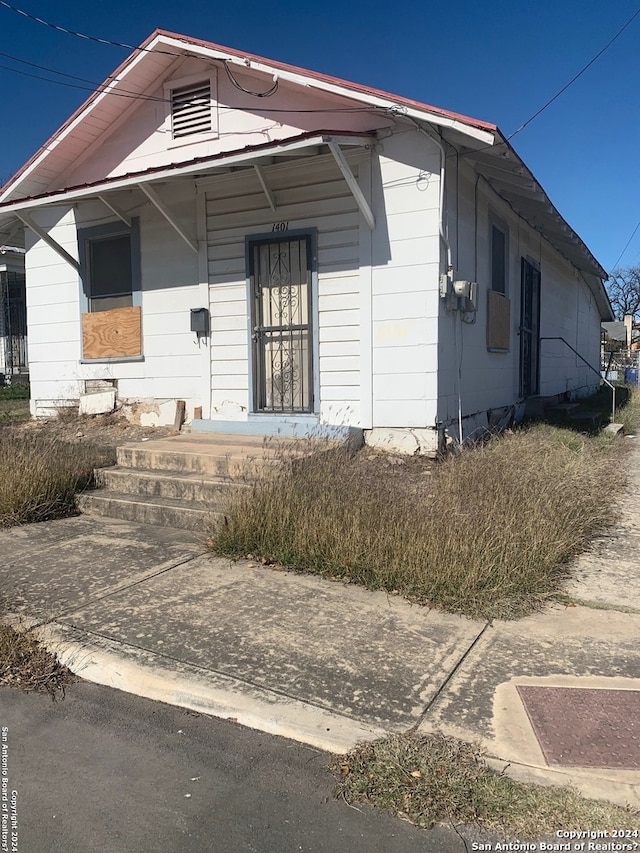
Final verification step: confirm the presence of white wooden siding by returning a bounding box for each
[203,152,362,424]
[438,156,603,431]
[369,129,442,429]
[25,186,206,420]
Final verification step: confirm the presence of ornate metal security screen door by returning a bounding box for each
[250,236,313,413]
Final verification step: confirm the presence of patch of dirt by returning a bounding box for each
[8,410,179,451]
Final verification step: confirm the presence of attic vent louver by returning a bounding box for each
[171,81,212,139]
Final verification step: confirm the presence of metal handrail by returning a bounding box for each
[539,336,616,422]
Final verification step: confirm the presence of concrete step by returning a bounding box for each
[96,466,249,504]
[116,435,304,476]
[77,491,221,532]
[78,432,326,530]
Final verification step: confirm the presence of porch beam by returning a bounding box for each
[253,165,278,213]
[98,195,131,227]
[137,183,198,254]
[328,141,375,231]
[16,212,80,271]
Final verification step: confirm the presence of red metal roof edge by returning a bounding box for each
[153,28,497,133]
[0,28,496,198]
[0,130,374,210]
[493,129,608,281]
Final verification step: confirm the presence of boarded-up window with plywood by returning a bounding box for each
[487,290,511,351]
[78,218,141,359]
[82,306,142,359]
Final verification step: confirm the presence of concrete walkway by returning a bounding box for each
[2,439,640,811]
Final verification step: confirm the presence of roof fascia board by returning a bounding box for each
[156,34,496,146]
[0,134,373,214]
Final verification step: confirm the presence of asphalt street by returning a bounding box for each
[0,681,474,853]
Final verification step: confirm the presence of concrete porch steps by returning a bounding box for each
[77,491,219,532]
[95,467,249,504]
[77,432,308,532]
[116,434,303,478]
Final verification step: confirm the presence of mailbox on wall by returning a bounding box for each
[190,307,210,335]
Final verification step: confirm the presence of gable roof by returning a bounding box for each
[0,29,609,312]
[0,29,496,204]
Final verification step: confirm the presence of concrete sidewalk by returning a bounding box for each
[2,448,640,811]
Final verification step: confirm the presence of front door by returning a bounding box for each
[520,258,541,397]
[249,235,313,413]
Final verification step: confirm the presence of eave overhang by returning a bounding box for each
[0,131,375,217]
[450,129,612,321]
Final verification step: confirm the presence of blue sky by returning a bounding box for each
[0,0,638,274]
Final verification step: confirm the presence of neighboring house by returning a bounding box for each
[0,30,612,451]
[0,246,27,381]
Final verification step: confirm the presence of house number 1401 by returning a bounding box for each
[272,222,289,232]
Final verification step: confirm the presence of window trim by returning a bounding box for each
[77,218,142,363]
[489,216,509,296]
[78,218,141,315]
[164,71,219,148]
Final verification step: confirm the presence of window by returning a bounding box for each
[87,232,132,311]
[78,219,142,360]
[165,73,218,143]
[490,222,508,295]
[79,219,140,312]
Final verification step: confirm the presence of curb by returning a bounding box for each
[37,621,388,754]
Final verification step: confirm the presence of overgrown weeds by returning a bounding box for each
[0,623,72,697]
[210,423,623,619]
[333,733,638,835]
[618,385,640,434]
[0,428,116,527]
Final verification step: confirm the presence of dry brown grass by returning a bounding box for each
[334,733,638,835]
[0,428,115,527]
[0,623,72,697]
[210,423,623,619]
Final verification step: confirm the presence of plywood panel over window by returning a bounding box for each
[82,306,142,359]
[487,290,511,351]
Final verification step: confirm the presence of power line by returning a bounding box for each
[0,48,165,101]
[0,0,152,53]
[610,219,640,272]
[507,5,640,139]
[0,55,384,113]
[0,59,169,102]
[2,0,639,146]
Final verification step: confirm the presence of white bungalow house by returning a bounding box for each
[0,30,612,452]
